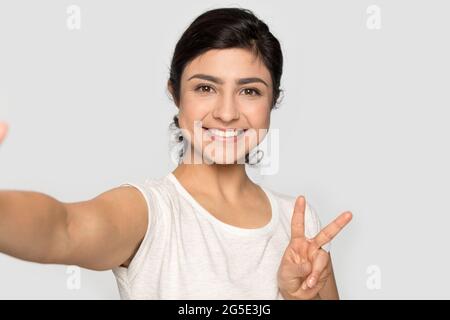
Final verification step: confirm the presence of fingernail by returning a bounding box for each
[308,277,316,288]
[301,281,308,290]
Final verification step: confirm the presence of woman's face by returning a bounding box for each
[171,48,273,164]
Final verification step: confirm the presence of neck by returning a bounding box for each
[172,163,253,200]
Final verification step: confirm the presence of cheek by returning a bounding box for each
[178,87,203,118]
[179,104,209,129]
[244,105,271,128]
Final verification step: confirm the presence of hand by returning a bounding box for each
[0,122,8,144]
[277,196,353,300]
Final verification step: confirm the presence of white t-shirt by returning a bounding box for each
[112,172,330,299]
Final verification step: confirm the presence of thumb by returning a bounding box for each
[278,258,312,281]
[302,250,329,289]
[298,258,312,278]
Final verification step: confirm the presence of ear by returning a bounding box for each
[167,80,179,109]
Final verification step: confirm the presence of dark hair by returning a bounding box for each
[167,7,284,164]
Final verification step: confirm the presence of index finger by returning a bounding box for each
[313,211,353,248]
[291,196,306,239]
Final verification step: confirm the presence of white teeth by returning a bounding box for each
[208,128,245,138]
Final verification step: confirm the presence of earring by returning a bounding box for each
[169,114,186,165]
[248,149,264,165]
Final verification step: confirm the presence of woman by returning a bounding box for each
[0,7,352,300]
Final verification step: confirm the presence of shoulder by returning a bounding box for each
[119,174,176,217]
[265,188,325,239]
[113,174,176,269]
[266,187,331,251]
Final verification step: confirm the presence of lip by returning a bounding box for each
[206,127,245,131]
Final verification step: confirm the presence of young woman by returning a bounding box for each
[0,7,352,300]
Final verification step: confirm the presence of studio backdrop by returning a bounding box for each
[0,0,449,299]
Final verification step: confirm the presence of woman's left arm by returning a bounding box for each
[277,196,352,300]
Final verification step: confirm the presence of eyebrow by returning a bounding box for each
[187,73,269,87]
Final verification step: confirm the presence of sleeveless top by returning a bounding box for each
[112,172,330,299]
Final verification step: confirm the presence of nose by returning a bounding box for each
[211,95,240,123]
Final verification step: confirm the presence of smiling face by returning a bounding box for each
[170,48,273,164]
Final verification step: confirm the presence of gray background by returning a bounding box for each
[0,0,448,299]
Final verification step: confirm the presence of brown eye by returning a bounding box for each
[242,88,261,96]
[195,85,214,93]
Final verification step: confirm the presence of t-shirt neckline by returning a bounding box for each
[166,172,279,237]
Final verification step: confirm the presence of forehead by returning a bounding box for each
[182,48,271,84]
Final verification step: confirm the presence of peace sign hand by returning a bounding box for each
[277,196,352,300]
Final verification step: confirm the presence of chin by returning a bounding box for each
[202,150,248,165]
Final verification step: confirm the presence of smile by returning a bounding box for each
[202,127,248,141]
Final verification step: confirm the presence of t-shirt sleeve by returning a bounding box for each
[111,180,160,281]
[305,202,331,253]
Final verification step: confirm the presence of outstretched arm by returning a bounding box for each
[0,121,149,271]
[0,186,148,271]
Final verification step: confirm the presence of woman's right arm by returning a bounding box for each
[0,184,148,271]
[0,122,148,271]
